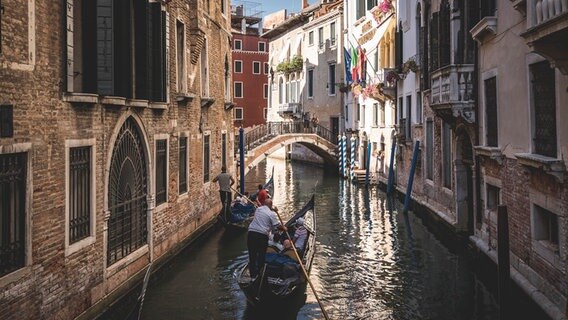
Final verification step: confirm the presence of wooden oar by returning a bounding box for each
[272,200,330,320]
[230,187,259,209]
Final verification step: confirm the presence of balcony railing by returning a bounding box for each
[528,0,567,29]
[431,64,474,107]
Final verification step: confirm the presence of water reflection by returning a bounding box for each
[103,156,549,320]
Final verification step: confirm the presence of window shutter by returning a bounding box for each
[66,0,74,92]
[149,3,166,102]
[134,1,149,99]
[97,0,114,95]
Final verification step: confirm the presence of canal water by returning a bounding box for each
[102,157,550,320]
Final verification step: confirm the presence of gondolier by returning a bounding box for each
[213,166,235,220]
[247,199,286,278]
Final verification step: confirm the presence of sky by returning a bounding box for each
[245,0,317,17]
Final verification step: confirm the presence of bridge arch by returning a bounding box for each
[241,134,337,177]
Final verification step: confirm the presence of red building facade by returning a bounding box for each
[231,29,269,128]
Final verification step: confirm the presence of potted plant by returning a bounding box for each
[402,57,419,73]
[386,70,401,84]
[338,83,351,93]
[276,55,303,75]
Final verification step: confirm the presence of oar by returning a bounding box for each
[231,187,259,209]
[272,201,330,320]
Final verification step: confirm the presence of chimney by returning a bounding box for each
[302,0,309,9]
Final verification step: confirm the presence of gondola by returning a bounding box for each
[222,167,274,231]
[237,195,316,303]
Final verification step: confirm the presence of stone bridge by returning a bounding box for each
[235,122,338,177]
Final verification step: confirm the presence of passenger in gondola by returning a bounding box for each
[292,217,308,255]
[247,199,287,278]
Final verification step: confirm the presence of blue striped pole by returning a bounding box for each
[403,140,420,213]
[338,134,343,176]
[386,137,396,195]
[350,136,356,182]
[365,141,371,188]
[341,135,347,178]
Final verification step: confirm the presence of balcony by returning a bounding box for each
[382,68,398,99]
[277,102,302,118]
[430,64,475,123]
[522,0,568,74]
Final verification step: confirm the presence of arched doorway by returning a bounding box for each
[107,117,148,265]
[455,126,474,234]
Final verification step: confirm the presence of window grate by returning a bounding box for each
[108,118,147,265]
[0,153,27,277]
[485,77,498,147]
[69,147,91,243]
[179,137,187,194]
[155,139,167,205]
[531,61,557,158]
[203,135,210,182]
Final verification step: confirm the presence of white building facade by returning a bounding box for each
[344,0,397,179]
[265,1,344,136]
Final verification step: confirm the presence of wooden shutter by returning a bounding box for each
[149,3,166,102]
[97,0,114,95]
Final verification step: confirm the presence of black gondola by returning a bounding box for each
[236,195,316,303]
[222,167,274,231]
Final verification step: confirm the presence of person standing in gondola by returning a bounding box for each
[247,199,287,278]
[255,184,270,207]
[212,166,235,221]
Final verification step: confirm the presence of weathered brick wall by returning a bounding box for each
[0,0,234,319]
[483,157,568,299]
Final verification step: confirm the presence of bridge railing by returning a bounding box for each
[234,121,338,156]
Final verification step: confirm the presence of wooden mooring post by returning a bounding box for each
[498,205,510,320]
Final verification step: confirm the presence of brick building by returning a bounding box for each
[0,0,233,319]
[231,1,269,128]
[389,0,568,318]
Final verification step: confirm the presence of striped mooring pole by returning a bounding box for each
[341,134,347,178]
[350,136,356,181]
[338,134,343,177]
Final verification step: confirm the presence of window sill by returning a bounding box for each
[65,235,96,257]
[106,245,149,278]
[127,99,149,108]
[474,146,504,164]
[100,96,127,106]
[515,153,566,181]
[533,239,561,267]
[63,92,99,104]
[149,102,168,110]
[176,92,196,103]
[0,266,32,288]
[224,101,235,110]
[201,97,215,108]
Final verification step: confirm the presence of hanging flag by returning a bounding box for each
[357,46,366,84]
[344,48,352,83]
[350,46,359,82]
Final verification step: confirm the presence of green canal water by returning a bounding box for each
[100,157,549,320]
